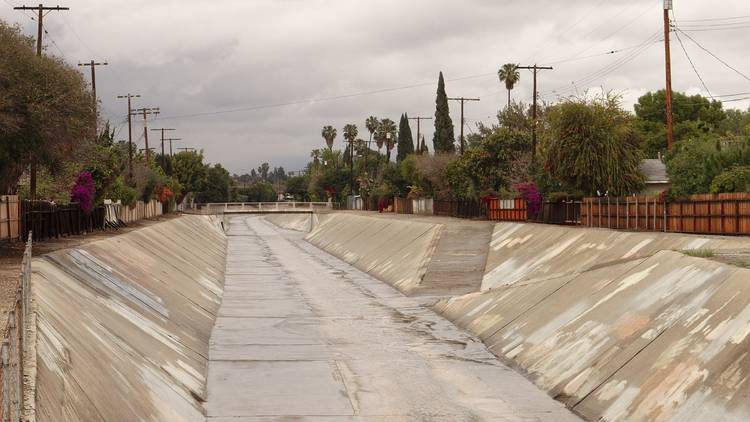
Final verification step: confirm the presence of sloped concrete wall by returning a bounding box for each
[263,213,319,232]
[32,216,226,421]
[482,222,748,290]
[304,213,440,294]
[436,250,750,421]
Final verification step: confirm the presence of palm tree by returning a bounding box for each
[365,116,379,151]
[343,124,358,193]
[364,116,379,175]
[378,118,397,162]
[498,63,520,109]
[321,125,337,150]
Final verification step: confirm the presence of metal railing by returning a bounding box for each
[183,202,332,215]
[2,233,33,421]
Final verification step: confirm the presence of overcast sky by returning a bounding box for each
[3,0,750,174]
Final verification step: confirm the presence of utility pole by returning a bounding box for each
[447,97,480,155]
[132,107,160,162]
[164,138,182,157]
[14,4,69,201]
[79,60,108,144]
[116,94,140,182]
[78,60,108,124]
[408,116,432,155]
[151,128,175,168]
[663,0,675,152]
[518,65,553,159]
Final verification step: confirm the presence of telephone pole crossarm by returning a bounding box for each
[408,116,432,154]
[517,65,553,159]
[13,4,69,200]
[447,97,480,155]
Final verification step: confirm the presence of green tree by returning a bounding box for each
[634,90,727,156]
[433,72,455,153]
[321,125,337,151]
[397,113,415,161]
[365,116,379,152]
[197,164,232,203]
[172,151,208,199]
[710,166,750,193]
[444,128,530,199]
[544,95,644,196]
[497,63,520,109]
[0,21,94,193]
[378,118,397,162]
[257,162,270,181]
[285,175,309,200]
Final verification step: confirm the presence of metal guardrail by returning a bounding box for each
[183,202,332,215]
[2,233,32,421]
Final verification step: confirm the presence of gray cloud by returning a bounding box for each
[2,0,749,174]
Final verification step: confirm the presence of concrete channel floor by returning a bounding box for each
[205,215,581,421]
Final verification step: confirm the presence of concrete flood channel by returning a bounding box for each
[25,211,750,420]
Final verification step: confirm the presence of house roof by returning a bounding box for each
[639,159,669,184]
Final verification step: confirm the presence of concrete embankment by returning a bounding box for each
[266,212,494,296]
[31,215,226,421]
[268,212,750,421]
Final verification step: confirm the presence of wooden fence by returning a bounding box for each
[20,201,105,242]
[0,196,19,241]
[533,201,582,225]
[1,234,33,420]
[487,198,527,222]
[393,197,413,215]
[434,199,487,219]
[581,193,750,235]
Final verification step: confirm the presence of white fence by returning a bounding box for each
[1,233,33,421]
[184,202,332,215]
[412,198,434,215]
[103,200,164,227]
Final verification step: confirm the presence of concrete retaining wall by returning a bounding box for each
[435,223,750,421]
[31,215,226,421]
[482,222,748,290]
[304,213,440,294]
[280,213,750,421]
[274,213,495,296]
[263,213,319,232]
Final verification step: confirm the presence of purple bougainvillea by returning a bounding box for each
[70,171,95,214]
[515,182,541,218]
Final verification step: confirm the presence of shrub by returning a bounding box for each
[515,182,541,217]
[70,171,95,213]
[710,166,750,193]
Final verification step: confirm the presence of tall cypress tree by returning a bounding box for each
[397,113,415,162]
[433,72,455,153]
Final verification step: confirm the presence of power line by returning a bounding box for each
[543,31,661,98]
[676,28,750,84]
[673,30,713,99]
[155,72,496,121]
[543,0,658,66]
[678,14,750,23]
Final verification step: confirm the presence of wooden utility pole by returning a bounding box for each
[79,60,108,143]
[78,60,108,118]
[117,94,140,182]
[164,138,182,157]
[14,4,69,201]
[132,107,160,162]
[663,0,675,152]
[151,128,175,167]
[408,116,432,155]
[447,98,480,155]
[517,65,553,159]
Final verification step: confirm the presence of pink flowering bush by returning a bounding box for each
[70,171,95,213]
[515,182,541,218]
